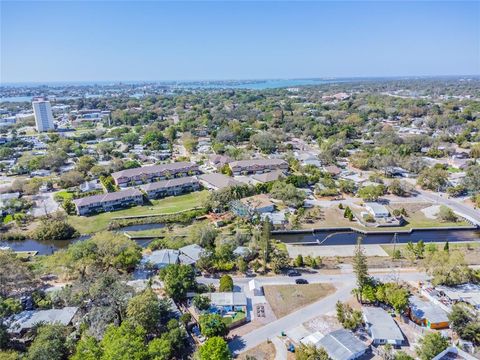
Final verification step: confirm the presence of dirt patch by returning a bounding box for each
[238,341,276,360]
[264,283,335,318]
[304,314,341,333]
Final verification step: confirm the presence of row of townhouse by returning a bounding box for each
[73,177,201,215]
[72,188,144,216]
[140,177,200,199]
[111,162,200,187]
[228,159,288,176]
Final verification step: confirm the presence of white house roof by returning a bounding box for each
[365,202,389,215]
[363,307,404,342]
[317,329,368,360]
[208,292,247,307]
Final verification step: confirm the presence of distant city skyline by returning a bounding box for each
[1,1,479,83]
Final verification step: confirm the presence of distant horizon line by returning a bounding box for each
[1,74,479,86]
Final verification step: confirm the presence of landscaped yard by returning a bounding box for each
[263,283,335,318]
[68,191,209,234]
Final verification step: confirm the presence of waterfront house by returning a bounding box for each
[365,202,390,219]
[73,188,143,215]
[111,162,199,187]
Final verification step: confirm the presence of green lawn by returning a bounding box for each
[68,191,209,234]
[381,242,480,256]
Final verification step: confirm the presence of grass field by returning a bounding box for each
[263,283,335,318]
[68,191,209,234]
[381,241,480,257]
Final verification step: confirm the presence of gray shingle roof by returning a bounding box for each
[198,173,241,189]
[140,176,199,192]
[73,188,142,207]
[111,162,197,181]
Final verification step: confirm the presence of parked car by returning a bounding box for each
[295,279,308,284]
[287,270,301,277]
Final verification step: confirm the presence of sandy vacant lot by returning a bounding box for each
[238,341,276,360]
[264,283,335,318]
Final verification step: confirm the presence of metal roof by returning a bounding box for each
[209,292,247,307]
[410,295,449,324]
[317,329,368,360]
[362,307,404,342]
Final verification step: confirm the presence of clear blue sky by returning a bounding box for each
[1,1,479,83]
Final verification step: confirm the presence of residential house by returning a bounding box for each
[409,295,449,329]
[362,307,404,346]
[72,188,143,215]
[229,159,288,176]
[8,307,79,336]
[303,329,368,360]
[111,162,199,187]
[208,292,247,313]
[198,173,241,190]
[365,203,390,219]
[432,347,477,360]
[179,244,205,265]
[140,177,200,199]
[231,194,275,218]
[251,169,286,184]
[208,154,232,169]
[142,249,180,269]
[79,180,102,192]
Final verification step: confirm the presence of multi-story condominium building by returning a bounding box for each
[111,162,200,188]
[32,100,55,132]
[73,188,143,216]
[228,159,288,175]
[140,177,200,199]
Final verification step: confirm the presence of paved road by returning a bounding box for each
[229,281,355,354]
[416,189,480,225]
[219,270,428,355]
[198,267,427,288]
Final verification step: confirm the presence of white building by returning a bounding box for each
[365,202,390,219]
[32,100,55,132]
[363,307,404,346]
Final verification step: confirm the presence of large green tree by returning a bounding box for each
[199,313,228,338]
[126,288,170,335]
[27,324,69,360]
[197,337,232,360]
[159,264,196,302]
[415,332,449,360]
